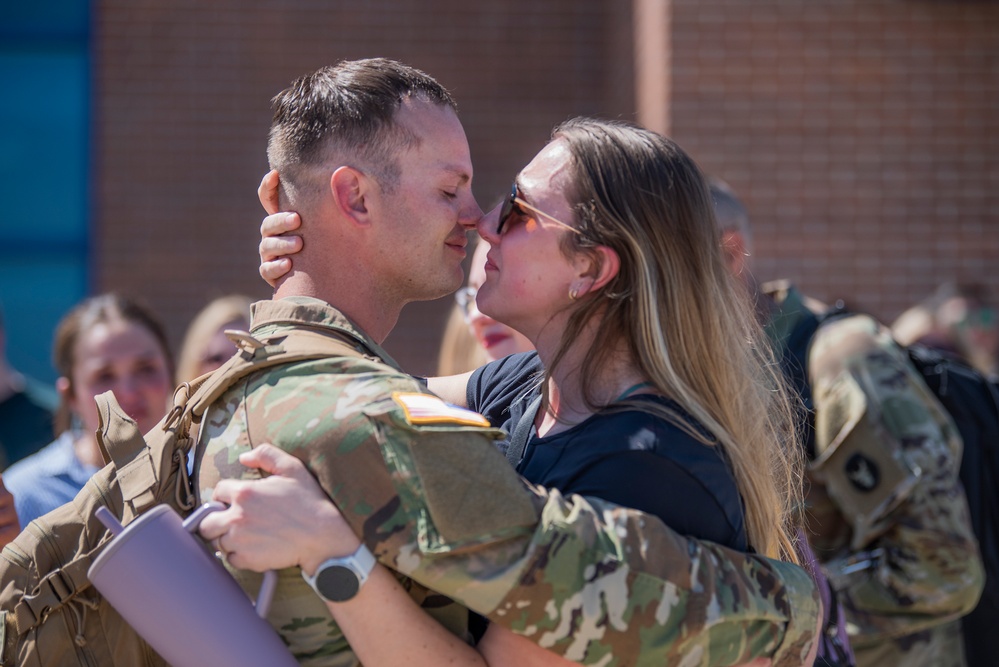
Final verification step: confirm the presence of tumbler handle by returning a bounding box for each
[183,501,277,618]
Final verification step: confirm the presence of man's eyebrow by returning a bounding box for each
[440,165,471,184]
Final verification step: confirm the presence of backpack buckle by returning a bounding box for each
[164,383,194,430]
[225,330,267,358]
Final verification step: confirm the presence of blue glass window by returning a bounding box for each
[0,1,90,383]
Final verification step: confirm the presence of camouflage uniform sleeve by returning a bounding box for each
[453,487,820,667]
[312,386,821,667]
[807,314,984,647]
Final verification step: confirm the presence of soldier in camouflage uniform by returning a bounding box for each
[710,180,984,667]
[195,59,821,666]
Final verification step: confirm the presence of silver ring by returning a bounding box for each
[214,537,229,560]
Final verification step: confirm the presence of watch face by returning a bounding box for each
[316,565,360,603]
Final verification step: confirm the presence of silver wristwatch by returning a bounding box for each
[301,543,376,603]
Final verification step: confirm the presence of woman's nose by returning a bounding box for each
[477,205,502,243]
[114,374,141,400]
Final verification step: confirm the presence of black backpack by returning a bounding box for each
[783,306,999,667]
[905,344,999,667]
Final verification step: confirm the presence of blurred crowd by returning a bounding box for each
[0,294,252,539]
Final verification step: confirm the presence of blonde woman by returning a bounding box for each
[175,294,252,384]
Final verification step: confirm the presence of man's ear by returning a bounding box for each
[721,229,750,279]
[572,245,621,297]
[330,166,374,227]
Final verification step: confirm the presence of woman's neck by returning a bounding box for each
[535,332,651,438]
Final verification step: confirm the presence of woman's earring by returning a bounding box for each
[568,286,579,300]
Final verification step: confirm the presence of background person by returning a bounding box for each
[0,306,59,548]
[3,293,173,526]
[0,478,18,549]
[710,178,983,667]
[436,300,487,375]
[0,306,58,468]
[175,294,252,384]
[892,282,998,380]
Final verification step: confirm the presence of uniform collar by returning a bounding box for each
[248,296,402,372]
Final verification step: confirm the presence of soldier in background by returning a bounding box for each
[194,58,821,666]
[892,282,998,380]
[710,179,983,667]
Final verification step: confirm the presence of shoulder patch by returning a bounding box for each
[392,392,491,428]
[845,452,880,492]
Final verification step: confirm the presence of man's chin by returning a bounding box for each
[409,277,464,304]
[442,268,466,297]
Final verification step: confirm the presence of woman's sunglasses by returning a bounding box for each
[496,183,580,236]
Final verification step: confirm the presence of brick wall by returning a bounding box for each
[669,0,999,319]
[93,0,997,374]
[94,0,632,375]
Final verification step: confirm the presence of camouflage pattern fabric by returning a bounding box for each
[765,283,984,667]
[196,296,820,666]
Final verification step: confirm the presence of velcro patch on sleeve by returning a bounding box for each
[392,392,491,428]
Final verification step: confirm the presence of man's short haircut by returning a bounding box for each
[267,58,457,206]
[708,177,751,240]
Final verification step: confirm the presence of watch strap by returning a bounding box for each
[348,543,376,581]
[301,543,376,601]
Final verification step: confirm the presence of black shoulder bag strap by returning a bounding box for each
[505,395,543,469]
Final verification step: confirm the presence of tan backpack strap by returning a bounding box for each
[12,546,99,632]
[98,376,213,513]
[96,373,210,468]
[188,328,369,418]
[95,392,146,467]
[91,328,363,515]
[94,392,163,510]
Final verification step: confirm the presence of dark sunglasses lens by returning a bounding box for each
[497,183,518,235]
[497,201,510,234]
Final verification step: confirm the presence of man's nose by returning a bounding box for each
[459,196,483,231]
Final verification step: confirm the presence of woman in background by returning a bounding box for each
[175,294,252,384]
[4,294,173,526]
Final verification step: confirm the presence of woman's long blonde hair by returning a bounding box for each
[549,118,802,561]
[437,303,489,375]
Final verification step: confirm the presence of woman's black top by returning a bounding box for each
[467,352,748,551]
